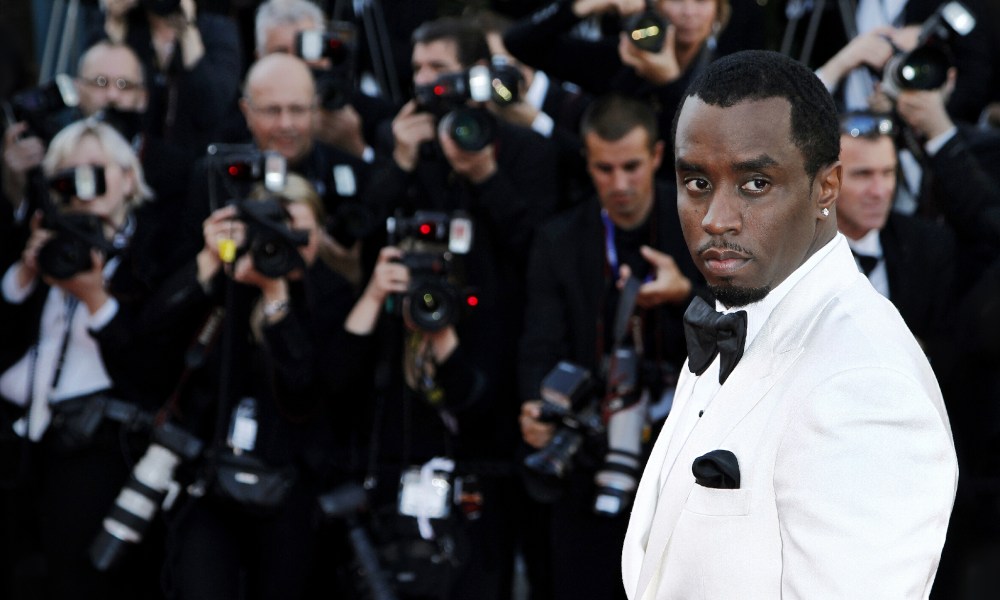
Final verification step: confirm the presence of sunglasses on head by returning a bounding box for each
[839,112,896,139]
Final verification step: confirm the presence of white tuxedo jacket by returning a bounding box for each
[622,236,958,600]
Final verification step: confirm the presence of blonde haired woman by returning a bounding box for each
[0,117,168,599]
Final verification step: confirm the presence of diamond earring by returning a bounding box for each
[821,207,830,217]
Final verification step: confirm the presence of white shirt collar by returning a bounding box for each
[718,234,843,350]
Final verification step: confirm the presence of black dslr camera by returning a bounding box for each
[1,74,79,141]
[414,58,522,152]
[295,22,358,111]
[523,351,644,516]
[235,198,310,279]
[37,166,118,280]
[622,1,668,53]
[386,211,475,332]
[205,145,307,278]
[880,1,976,98]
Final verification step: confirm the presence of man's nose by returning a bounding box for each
[872,173,895,200]
[702,191,741,235]
[612,169,630,191]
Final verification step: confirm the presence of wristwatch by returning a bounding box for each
[263,299,290,319]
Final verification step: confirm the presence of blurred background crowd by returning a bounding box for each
[1,0,999,599]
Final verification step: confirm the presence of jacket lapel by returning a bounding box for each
[630,237,861,600]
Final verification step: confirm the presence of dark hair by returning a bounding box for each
[580,93,659,150]
[411,17,490,68]
[675,50,840,179]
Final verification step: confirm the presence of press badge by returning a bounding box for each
[398,458,454,519]
[332,164,357,197]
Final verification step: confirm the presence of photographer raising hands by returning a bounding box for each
[504,0,732,176]
[140,173,361,598]
[0,118,168,600]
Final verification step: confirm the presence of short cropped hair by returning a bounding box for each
[676,50,840,179]
[580,93,659,150]
[255,0,326,56]
[43,118,153,205]
[411,17,490,68]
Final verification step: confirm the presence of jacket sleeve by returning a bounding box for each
[774,367,958,598]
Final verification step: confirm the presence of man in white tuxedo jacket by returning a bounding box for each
[622,50,958,600]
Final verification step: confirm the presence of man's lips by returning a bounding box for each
[700,248,751,275]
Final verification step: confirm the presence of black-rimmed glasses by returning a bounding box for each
[78,75,144,91]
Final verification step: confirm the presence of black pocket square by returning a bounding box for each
[692,449,740,489]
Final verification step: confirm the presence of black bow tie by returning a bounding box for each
[683,296,748,384]
[851,250,880,276]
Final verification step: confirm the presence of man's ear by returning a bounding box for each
[651,140,665,171]
[816,161,841,213]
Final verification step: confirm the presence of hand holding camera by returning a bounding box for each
[618,245,691,309]
[3,123,46,183]
[198,204,245,283]
[392,100,438,172]
[617,24,679,85]
[894,69,957,141]
[519,400,557,449]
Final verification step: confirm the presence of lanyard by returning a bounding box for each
[600,209,621,275]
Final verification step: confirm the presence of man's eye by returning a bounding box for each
[741,178,769,193]
[684,178,710,192]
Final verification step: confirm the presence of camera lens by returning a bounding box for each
[405,281,456,332]
[37,236,93,280]
[250,234,300,279]
[625,11,667,53]
[445,108,496,152]
[893,46,950,90]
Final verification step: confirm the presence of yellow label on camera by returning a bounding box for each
[217,238,237,263]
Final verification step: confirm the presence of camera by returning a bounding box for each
[523,351,647,516]
[414,60,522,152]
[205,143,287,210]
[296,22,358,111]
[204,145,306,277]
[141,0,182,17]
[881,1,976,99]
[386,211,475,332]
[523,362,603,503]
[1,74,79,141]
[235,197,310,279]
[90,421,204,572]
[36,166,117,279]
[623,2,668,53]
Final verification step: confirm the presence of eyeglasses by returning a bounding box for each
[839,112,896,139]
[79,75,144,91]
[246,101,317,120]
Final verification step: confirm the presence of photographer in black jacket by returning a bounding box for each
[134,173,360,599]
[518,94,703,600]
[0,118,169,600]
[358,15,559,599]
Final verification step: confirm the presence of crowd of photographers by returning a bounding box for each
[1,0,999,599]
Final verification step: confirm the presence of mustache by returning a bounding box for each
[696,239,754,257]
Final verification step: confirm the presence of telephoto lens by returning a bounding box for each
[442,108,497,152]
[90,423,203,571]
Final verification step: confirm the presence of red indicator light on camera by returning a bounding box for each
[433,85,446,97]
[466,295,479,307]
[418,223,433,236]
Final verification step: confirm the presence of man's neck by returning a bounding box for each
[611,195,655,231]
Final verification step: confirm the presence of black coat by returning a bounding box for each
[518,182,700,401]
[879,211,957,352]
